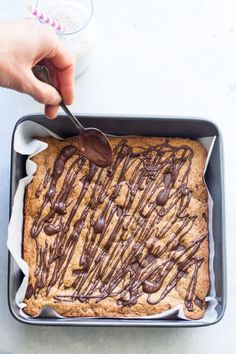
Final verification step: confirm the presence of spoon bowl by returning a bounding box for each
[79,127,113,167]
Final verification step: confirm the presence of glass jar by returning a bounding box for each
[35,0,97,77]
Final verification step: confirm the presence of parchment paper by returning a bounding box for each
[7,121,218,322]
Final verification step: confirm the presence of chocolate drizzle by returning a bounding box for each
[25,283,34,299]
[27,139,207,312]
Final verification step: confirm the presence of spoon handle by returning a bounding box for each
[32,65,84,132]
[59,100,84,132]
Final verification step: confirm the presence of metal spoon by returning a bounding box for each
[32,65,113,168]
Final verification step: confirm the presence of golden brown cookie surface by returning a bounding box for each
[23,136,209,319]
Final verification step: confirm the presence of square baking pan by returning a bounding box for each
[8,114,226,327]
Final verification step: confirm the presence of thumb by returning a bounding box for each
[25,71,61,105]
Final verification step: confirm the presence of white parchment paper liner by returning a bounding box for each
[8,121,218,322]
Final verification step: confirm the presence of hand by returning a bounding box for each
[0,19,75,119]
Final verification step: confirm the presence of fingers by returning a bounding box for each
[45,104,60,119]
[57,61,75,105]
[36,58,73,119]
[25,71,61,105]
[45,41,75,105]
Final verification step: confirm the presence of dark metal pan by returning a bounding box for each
[8,114,226,327]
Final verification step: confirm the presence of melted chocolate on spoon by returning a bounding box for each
[79,128,113,167]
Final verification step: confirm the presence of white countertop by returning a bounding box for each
[0,0,235,353]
